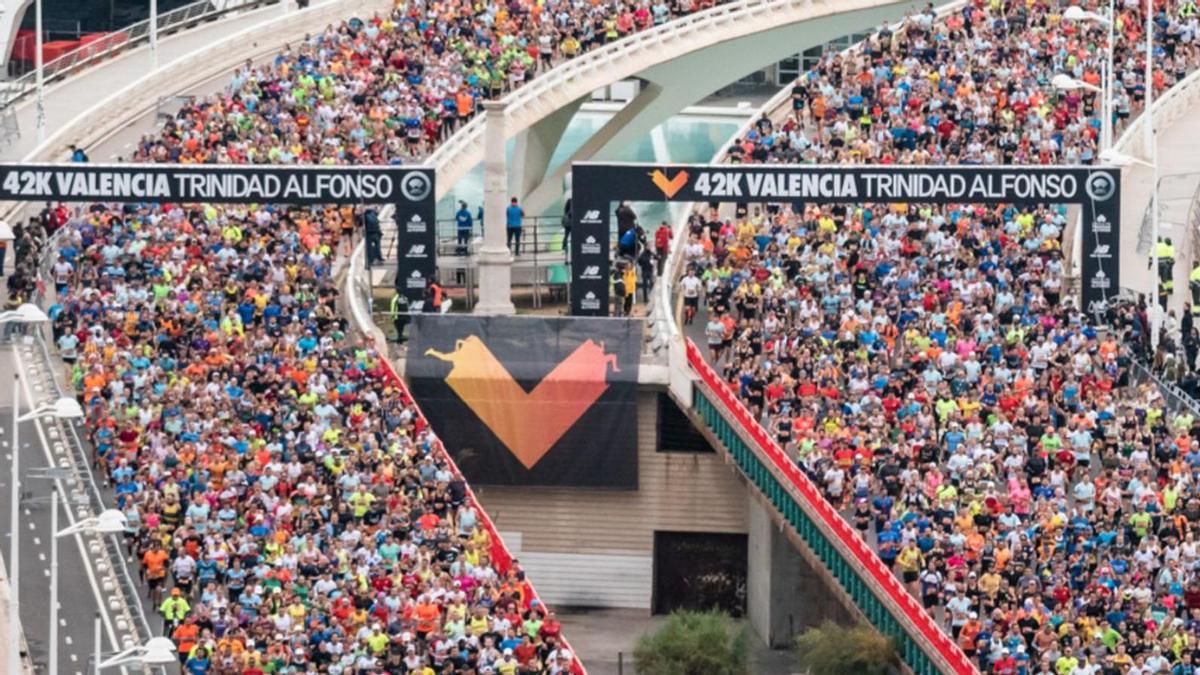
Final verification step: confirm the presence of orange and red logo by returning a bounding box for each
[426,336,620,469]
[650,169,689,198]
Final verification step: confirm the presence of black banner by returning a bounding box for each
[570,163,1120,319]
[408,315,640,488]
[0,163,431,205]
[0,162,438,307]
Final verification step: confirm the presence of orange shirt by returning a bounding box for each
[414,602,440,633]
[142,549,169,578]
[173,623,200,654]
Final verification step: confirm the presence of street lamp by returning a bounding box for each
[96,636,177,670]
[0,304,49,323]
[1062,3,1116,150]
[49,501,124,675]
[1052,73,1104,94]
[1099,148,1154,168]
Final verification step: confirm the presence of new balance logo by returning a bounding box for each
[580,265,601,279]
[581,210,601,223]
[406,245,427,258]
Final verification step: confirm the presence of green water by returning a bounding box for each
[436,109,747,225]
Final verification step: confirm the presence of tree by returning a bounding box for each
[633,610,749,675]
[793,621,900,675]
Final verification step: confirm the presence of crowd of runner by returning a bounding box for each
[30,0,723,668]
[132,0,716,165]
[686,197,1200,674]
[45,199,578,673]
[728,0,1200,167]
[678,0,1200,673]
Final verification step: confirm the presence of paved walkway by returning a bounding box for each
[1,0,289,161]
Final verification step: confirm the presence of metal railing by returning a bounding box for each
[0,0,276,121]
[381,216,570,261]
[1130,357,1200,418]
[686,339,976,675]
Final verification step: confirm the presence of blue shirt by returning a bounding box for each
[456,208,473,231]
[506,204,523,229]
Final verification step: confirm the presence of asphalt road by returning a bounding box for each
[0,337,144,674]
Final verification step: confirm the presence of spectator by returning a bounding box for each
[654,220,672,275]
[456,200,474,251]
[506,197,524,256]
[362,206,382,266]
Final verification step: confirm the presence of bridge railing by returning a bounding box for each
[684,338,976,675]
[0,0,277,117]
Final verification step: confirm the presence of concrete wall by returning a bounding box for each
[475,387,750,609]
[747,497,851,648]
[476,385,855,650]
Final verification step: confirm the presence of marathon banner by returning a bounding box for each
[0,162,438,307]
[408,315,640,488]
[570,162,1120,318]
[0,163,434,205]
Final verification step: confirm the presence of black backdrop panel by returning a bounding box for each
[408,315,641,488]
[570,163,1120,320]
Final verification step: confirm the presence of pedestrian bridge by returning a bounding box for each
[425,0,926,216]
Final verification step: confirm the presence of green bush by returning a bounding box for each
[793,621,899,675]
[633,610,749,675]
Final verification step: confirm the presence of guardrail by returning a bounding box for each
[685,338,976,675]
[0,0,276,117]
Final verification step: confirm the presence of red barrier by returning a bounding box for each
[41,40,81,63]
[685,339,976,674]
[375,346,588,675]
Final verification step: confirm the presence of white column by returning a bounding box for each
[34,0,44,142]
[48,490,57,675]
[149,0,158,70]
[474,101,516,316]
[1147,0,1161,346]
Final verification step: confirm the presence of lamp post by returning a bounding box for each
[51,503,123,675]
[34,0,44,142]
[96,636,177,671]
[1062,3,1116,150]
[150,0,158,69]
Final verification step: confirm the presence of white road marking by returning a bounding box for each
[38,553,44,562]
[13,349,128,675]
[64,635,72,645]
[33,536,40,546]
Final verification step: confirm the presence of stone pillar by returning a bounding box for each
[747,496,849,647]
[475,101,516,316]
